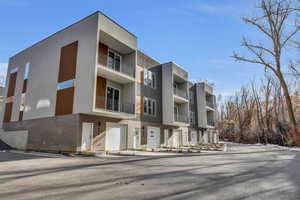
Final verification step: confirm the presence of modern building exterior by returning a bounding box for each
[0,11,218,153]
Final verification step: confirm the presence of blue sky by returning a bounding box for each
[0,0,267,96]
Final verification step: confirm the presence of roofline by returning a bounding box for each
[10,11,137,59]
[137,49,160,64]
[11,11,100,59]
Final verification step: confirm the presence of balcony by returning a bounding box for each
[174,114,189,124]
[207,119,215,127]
[173,88,189,104]
[97,64,135,84]
[206,100,215,109]
[94,96,135,119]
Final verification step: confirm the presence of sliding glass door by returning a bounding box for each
[106,87,120,112]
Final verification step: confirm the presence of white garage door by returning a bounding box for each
[147,127,160,148]
[81,122,93,152]
[173,130,182,148]
[191,131,197,146]
[105,125,127,151]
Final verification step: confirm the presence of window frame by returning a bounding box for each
[143,97,156,117]
[143,69,156,89]
[105,86,121,112]
[107,49,122,72]
[190,111,195,124]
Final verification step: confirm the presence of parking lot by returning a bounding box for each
[0,144,299,200]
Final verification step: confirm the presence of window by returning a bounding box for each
[174,104,179,121]
[57,80,74,90]
[189,90,194,104]
[144,97,156,116]
[106,87,120,112]
[24,62,30,80]
[144,69,156,88]
[190,111,195,124]
[107,50,121,72]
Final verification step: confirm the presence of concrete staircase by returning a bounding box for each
[0,138,12,150]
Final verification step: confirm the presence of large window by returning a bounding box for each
[107,50,121,72]
[106,87,120,112]
[144,69,156,89]
[190,111,195,124]
[144,97,156,116]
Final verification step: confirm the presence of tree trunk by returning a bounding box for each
[276,71,300,145]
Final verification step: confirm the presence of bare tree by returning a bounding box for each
[232,0,300,144]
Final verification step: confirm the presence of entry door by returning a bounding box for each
[81,123,94,151]
[147,127,160,148]
[173,130,182,148]
[133,128,140,149]
[191,131,197,145]
[174,104,179,121]
[105,125,127,151]
[106,87,120,112]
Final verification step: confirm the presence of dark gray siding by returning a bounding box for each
[137,65,162,124]
[189,85,198,128]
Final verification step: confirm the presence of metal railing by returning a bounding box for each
[104,64,135,78]
[206,100,215,109]
[173,88,188,99]
[207,119,215,126]
[174,114,189,123]
[96,96,135,114]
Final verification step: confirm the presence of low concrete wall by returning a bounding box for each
[0,129,28,150]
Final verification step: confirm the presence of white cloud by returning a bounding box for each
[0,63,8,86]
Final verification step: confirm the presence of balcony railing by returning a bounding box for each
[96,96,135,114]
[207,119,215,126]
[173,88,188,99]
[174,114,189,123]
[103,64,135,78]
[206,101,215,109]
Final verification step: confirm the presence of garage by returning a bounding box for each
[105,123,127,151]
[147,127,160,148]
[172,130,182,148]
[190,131,198,146]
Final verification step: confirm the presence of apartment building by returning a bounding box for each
[189,82,218,144]
[0,12,218,153]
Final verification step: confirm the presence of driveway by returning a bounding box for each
[0,144,299,200]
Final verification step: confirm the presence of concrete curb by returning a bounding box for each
[9,150,67,158]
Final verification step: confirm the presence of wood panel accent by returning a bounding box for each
[3,102,13,122]
[141,128,147,145]
[22,79,27,93]
[58,41,78,83]
[95,76,107,109]
[98,43,108,66]
[160,129,165,144]
[140,70,144,84]
[140,96,144,115]
[55,87,74,116]
[7,72,17,97]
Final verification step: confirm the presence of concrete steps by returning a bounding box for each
[0,138,12,150]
